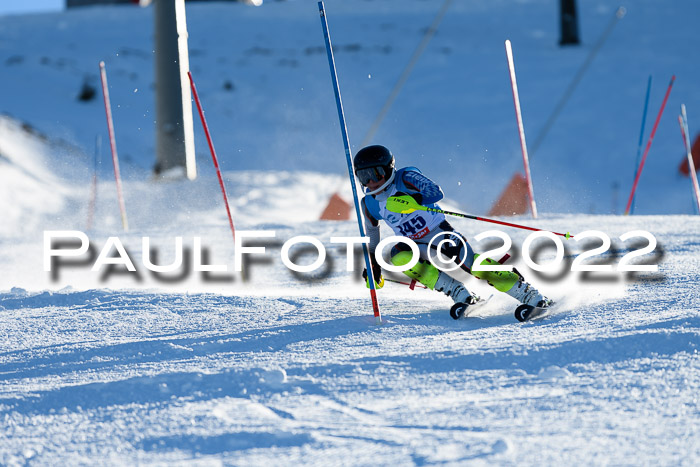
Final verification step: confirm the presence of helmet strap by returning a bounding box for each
[364,170,395,196]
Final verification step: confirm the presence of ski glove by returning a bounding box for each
[395,191,423,205]
[386,193,425,214]
[362,257,384,289]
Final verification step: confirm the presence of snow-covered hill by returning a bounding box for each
[0,1,699,465]
[1,0,699,215]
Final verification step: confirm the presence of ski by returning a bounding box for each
[514,301,555,322]
[450,295,493,320]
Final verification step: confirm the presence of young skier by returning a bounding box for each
[354,144,553,320]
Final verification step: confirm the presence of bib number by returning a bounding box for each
[397,216,427,238]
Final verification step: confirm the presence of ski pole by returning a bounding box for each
[386,195,573,239]
[384,277,428,289]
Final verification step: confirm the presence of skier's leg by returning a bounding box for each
[503,276,553,307]
[391,248,477,304]
[432,224,551,307]
[470,254,520,292]
[470,254,552,307]
[416,225,543,305]
[394,220,551,307]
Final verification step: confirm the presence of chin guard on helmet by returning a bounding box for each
[363,170,396,195]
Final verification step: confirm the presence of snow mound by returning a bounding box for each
[0,115,75,237]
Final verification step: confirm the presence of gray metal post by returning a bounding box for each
[559,0,580,46]
[154,0,196,179]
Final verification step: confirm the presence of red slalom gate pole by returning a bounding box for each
[99,61,129,231]
[188,71,236,244]
[625,75,676,215]
[505,39,538,219]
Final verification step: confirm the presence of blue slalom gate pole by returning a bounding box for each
[318,1,382,324]
[630,75,652,215]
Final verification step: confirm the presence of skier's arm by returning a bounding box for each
[361,197,380,252]
[401,170,444,205]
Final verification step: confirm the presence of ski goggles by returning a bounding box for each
[356,165,390,186]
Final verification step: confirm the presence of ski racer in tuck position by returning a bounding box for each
[355,144,553,320]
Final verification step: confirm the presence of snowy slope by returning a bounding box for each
[1,214,699,465]
[0,1,700,465]
[0,0,699,214]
